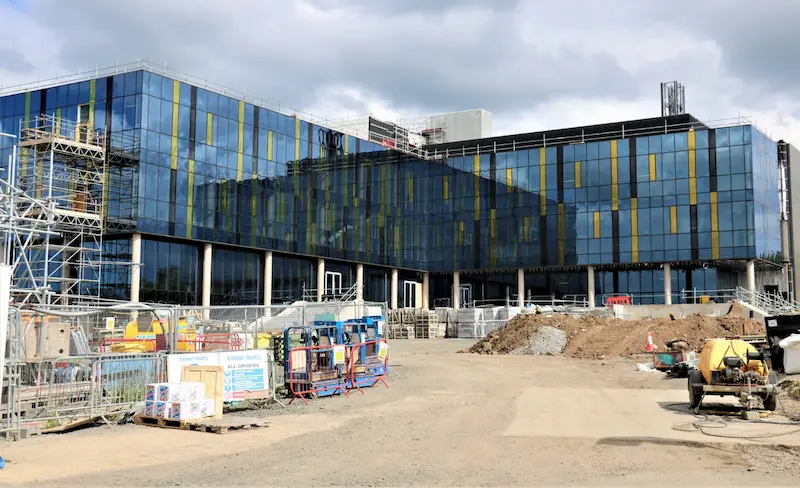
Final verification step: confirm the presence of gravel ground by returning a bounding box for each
[4,339,800,487]
[510,325,567,355]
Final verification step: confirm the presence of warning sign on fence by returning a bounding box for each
[167,350,271,401]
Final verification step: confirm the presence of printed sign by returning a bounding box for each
[105,317,115,330]
[167,350,271,401]
[332,345,346,366]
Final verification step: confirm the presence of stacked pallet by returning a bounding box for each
[414,311,442,339]
[387,309,414,339]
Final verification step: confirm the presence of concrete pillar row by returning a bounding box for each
[202,243,212,319]
[390,268,399,309]
[264,251,273,308]
[453,271,461,310]
[517,268,525,308]
[663,263,672,305]
[316,258,325,302]
[587,265,596,308]
[747,260,756,294]
[422,272,430,310]
[130,233,142,303]
[356,263,364,301]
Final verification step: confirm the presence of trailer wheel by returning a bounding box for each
[763,394,778,411]
[688,370,703,408]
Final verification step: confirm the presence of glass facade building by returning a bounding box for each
[0,67,785,306]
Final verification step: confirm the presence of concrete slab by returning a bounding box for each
[504,387,800,445]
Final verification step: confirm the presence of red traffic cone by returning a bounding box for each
[646,332,655,352]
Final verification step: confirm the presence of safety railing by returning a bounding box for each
[3,353,165,437]
[286,343,350,405]
[347,339,390,394]
[735,287,800,315]
[285,339,389,405]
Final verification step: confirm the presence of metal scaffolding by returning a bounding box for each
[2,114,106,304]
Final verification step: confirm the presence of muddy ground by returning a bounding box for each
[3,340,800,488]
[470,313,765,358]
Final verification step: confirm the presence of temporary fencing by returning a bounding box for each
[2,300,389,438]
[2,353,165,438]
[286,339,389,405]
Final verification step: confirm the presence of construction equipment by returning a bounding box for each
[283,323,346,399]
[688,339,779,413]
[343,316,389,388]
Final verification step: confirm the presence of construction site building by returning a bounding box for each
[0,62,795,309]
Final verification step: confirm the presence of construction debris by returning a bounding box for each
[468,314,765,358]
[509,326,567,356]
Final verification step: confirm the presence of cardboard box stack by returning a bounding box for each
[144,382,215,420]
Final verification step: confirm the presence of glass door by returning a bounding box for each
[460,284,472,308]
[403,281,417,308]
[325,271,342,298]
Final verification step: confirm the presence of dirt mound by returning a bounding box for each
[469,313,765,359]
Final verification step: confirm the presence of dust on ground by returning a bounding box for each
[470,313,765,358]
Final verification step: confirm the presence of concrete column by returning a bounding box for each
[356,263,364,301]
[747,260,756,293]
[316,258,325,302]
[663,263,672,305]
[202,243,212,319]
[130,233,142,303]
[517,268,525,308]
[452,271,461,310]
[263,251,273,308]
[422,272,430,310]
[587,265,595,307]
[390,268,399,309]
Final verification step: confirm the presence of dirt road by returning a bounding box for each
[4,340,800,487]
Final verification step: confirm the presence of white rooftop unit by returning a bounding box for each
[426,109,492,144]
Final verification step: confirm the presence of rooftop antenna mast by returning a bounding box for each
[660,81,686,117]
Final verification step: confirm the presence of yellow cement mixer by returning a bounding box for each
[687,339,779,412]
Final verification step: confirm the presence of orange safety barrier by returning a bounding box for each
[177,333,243,352]
[286,343,350,405]
[347,338,390,395]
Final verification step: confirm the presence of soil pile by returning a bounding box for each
[469,313,765,359]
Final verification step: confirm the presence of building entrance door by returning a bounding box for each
[403,281,417,308]
[325,271,342,297]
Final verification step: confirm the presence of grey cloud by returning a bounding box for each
[0,48,36,73]
[11,0,800,136]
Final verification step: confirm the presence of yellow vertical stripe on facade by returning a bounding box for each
[206,113,213,144]
[688,131,697,205]
[186,159,195,239]
[670,206,677,234]
[294,118,301,161]
[575,161,581,188]
[539,148,547,216]
[443,175,449,200]
[648,154,656,182]
[171,80,179,170]
[631,198,639,263]
[458,221,465,245]
[267,130,273,160]
[557,203,565,265]
[406,171,413,202]
[88,79,96,132]
[710,191,720,259]
[611,141,619,210]
[523,216,530,242]
[506,167,513,192]
[237,101,244,181]
[473,155,480,221]
[593,211,601,238]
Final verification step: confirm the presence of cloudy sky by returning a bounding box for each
[1,0,798,141]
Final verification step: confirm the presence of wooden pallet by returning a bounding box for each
[134,415,190,430]
[134,415,268,435]
[183,417,268,435]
